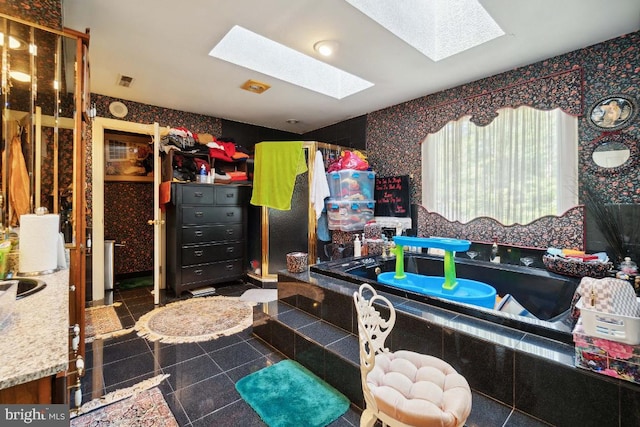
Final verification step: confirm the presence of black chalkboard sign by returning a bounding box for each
[374,175,411,217]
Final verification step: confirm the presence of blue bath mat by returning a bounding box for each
[235,360,350,427]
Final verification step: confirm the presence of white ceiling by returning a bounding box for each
[62,0,640,134]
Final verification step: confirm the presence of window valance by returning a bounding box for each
[420,67,583,136]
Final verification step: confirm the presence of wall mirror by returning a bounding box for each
[0,16,80,245]
[585,132,638,176]
[592,140,630,168]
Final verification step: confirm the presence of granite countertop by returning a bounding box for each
[0,269,69,390]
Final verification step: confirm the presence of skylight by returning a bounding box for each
[344,0,504,61]
[209,25,373,100]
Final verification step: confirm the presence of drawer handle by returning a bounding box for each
[225,229,234,235]
[225,264,234,270]
[194,230,204,237]
[194,269,203,275]
[195,211,204,217]
[226,212,234,217]
[194,250,204,257]
[194,192,204,198]
[226,193,234,198]
[226,247,234,253]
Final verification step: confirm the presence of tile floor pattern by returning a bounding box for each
[82,283,362,426]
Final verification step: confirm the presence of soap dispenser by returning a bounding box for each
[490,238,500,263]
[354,234,362,257]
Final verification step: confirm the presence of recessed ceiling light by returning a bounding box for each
[209,25,373,100]
[313,40,339,57]
[241,79,271,94]
[286,119,299,124]
[345,0,504,61]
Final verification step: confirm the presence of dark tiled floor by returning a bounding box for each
[82,282,361,426]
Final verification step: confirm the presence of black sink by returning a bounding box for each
[15,278,47,300]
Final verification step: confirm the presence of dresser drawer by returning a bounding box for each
[181,206,243,224]
[181,242,244,265]
[214,186,248,205]
[181,224,244,244]
[181,259,243,284]
[178,185,215,205]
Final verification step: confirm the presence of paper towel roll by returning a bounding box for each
[19,213,60,274]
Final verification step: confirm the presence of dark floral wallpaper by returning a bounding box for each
[367,30,639,247]
[0,0,62,29]
[104,182,154,275]
[88,94,223,275]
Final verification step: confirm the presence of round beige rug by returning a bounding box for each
[134,296,254,344]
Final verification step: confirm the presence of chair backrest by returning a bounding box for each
[353,283,397,409]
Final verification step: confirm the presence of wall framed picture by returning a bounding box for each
[586,94,638,132]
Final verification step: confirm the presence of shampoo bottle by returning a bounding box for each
[490,238,500,263]
[354,234,362,257]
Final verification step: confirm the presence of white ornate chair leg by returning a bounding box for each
[360,408,377,427]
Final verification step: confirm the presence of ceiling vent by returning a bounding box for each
[117,74,134,87]
[241,79,270,94]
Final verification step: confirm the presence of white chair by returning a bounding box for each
[353,283,472,427]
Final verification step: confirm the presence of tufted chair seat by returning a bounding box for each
[354,284,472,427]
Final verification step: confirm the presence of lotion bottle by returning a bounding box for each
[354,234,362,257]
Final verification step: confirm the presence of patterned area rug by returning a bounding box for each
[85,303,131,343]
[71,384,177,426]
[134,296,254,344]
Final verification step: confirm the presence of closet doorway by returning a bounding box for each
[91,118,164,305]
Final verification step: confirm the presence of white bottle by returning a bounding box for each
[354,234,362,257]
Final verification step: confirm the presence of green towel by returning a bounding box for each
[250,141,307,210]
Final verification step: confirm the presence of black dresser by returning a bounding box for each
[166,183,250,296]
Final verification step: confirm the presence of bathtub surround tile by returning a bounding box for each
[294,333,326,379]
[327,335,360,365]
[321,289,353,332]
[298,319,350,347]
[620,382,640,427]
[515,351,620,426]
[444,330,515,406]
[269,320,295,358]
[392,310,443,356]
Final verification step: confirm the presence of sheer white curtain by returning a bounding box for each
[422,106,578,225]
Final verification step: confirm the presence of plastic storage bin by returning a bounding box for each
[326,169,375,200]
[326,200,375,231]
[576,298,640,345]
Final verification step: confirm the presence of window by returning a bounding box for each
[421,106,578,225]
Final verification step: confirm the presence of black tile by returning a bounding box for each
[98,330,140,348]
[197,334,242,353]
[504,409,551,427]
[100,336,152,365]
[515,352,619,426]
[208,341,264,372]
[325,350,363,409]
[444,329,514,406]
[298,320,350,346]
[270,322,295,359]
[392,310,443,355]
[321,290,354,333]
[465,392,510,427]
[294,334,325,379]
[620,381,640,427]
[162,390,192,427]
[225,354,285,384]
[245,336,278,356]
[326,335,359,365]
[173,374,240,422]
[190,399,266,427]
[274,308,319,330]
[152,342,207,368]
[162,354,222,391]
[102,352,159,390]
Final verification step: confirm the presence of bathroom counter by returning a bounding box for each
[0,269,69,391]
